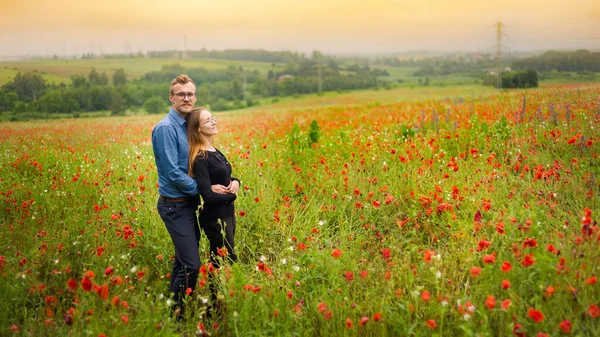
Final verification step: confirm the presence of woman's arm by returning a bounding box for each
[193,158,237,205]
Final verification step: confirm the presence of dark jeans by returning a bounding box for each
[200,214,238,267]
[157,198,200,308]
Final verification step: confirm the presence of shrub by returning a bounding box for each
[143,96,168,114]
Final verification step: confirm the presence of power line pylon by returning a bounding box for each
[495,22,507,89]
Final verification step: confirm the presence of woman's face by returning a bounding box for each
[198,110,218,136]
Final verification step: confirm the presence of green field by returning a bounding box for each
[0,58,286,86]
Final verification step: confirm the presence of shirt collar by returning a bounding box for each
[169,108,187,126]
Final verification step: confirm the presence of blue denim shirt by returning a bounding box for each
[152,108,199,198]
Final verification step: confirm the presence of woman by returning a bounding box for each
[187,108,240,266]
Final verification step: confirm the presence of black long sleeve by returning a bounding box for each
[192,150,236,219]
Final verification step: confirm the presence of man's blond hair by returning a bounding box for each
[170,74,195,94]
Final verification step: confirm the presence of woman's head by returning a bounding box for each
[187,107,216,176]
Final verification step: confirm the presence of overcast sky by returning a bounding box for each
[1,0,598,56]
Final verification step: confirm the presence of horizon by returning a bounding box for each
[1,0,598,57]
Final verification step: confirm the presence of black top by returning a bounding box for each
[193,149,238,219]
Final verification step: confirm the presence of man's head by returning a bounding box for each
[169,74,197,116]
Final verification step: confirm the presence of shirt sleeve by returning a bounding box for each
[152,125,199,195]
[193,157,237,205]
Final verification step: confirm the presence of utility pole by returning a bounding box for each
[495,22,506,90]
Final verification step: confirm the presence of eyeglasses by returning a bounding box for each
[172,92,197,100]
[201,116,217,125]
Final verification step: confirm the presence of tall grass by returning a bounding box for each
[0,84,598,336]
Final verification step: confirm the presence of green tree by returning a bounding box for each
[0,91,18,112]
[40,90,64,113]
[89,67,100,85]
[196,86,212,106]
[113,68,127,86]
[88,85,110,110]
[40,89,79,113]
[70,75,87,88]
[89,67,108,86]
[232,78,243,100]
[211,98,229,111]
[3,72,47,102]
[143,96,168,115]
[110,92,127,115]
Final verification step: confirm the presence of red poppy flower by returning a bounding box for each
[521,254,535,267]
[559,320,571,333]
[426,319,436,329]
[483,254,496,264]
[587,304,599,318]
[528,309,544,323]
[80,277,93,292]
[421,290,430,302]
[331,249,343,259]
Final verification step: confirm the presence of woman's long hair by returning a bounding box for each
[187,108,209,177]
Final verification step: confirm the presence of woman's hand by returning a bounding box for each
[227,180,240,195]
[211,184,230,194]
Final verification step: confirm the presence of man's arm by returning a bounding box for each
[152,125,198,196]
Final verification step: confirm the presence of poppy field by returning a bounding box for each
[1,84,599,336]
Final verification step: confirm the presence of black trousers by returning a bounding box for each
[157,198,200,307]
[200,214,238,267]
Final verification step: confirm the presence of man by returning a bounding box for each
[152,74,200,320]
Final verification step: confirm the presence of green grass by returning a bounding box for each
[0,66,72,86]
[239,84,494,114]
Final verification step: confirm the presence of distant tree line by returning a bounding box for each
[511,50,600,72]
[482,70,539,88]
[0,52,388,119]
[0,68,156,117]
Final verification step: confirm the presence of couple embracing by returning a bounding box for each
[151,74,239,320]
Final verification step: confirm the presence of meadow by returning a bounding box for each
[0,84,599,336]
[0,58,285,86]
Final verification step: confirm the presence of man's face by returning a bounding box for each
[169,82,197,116]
